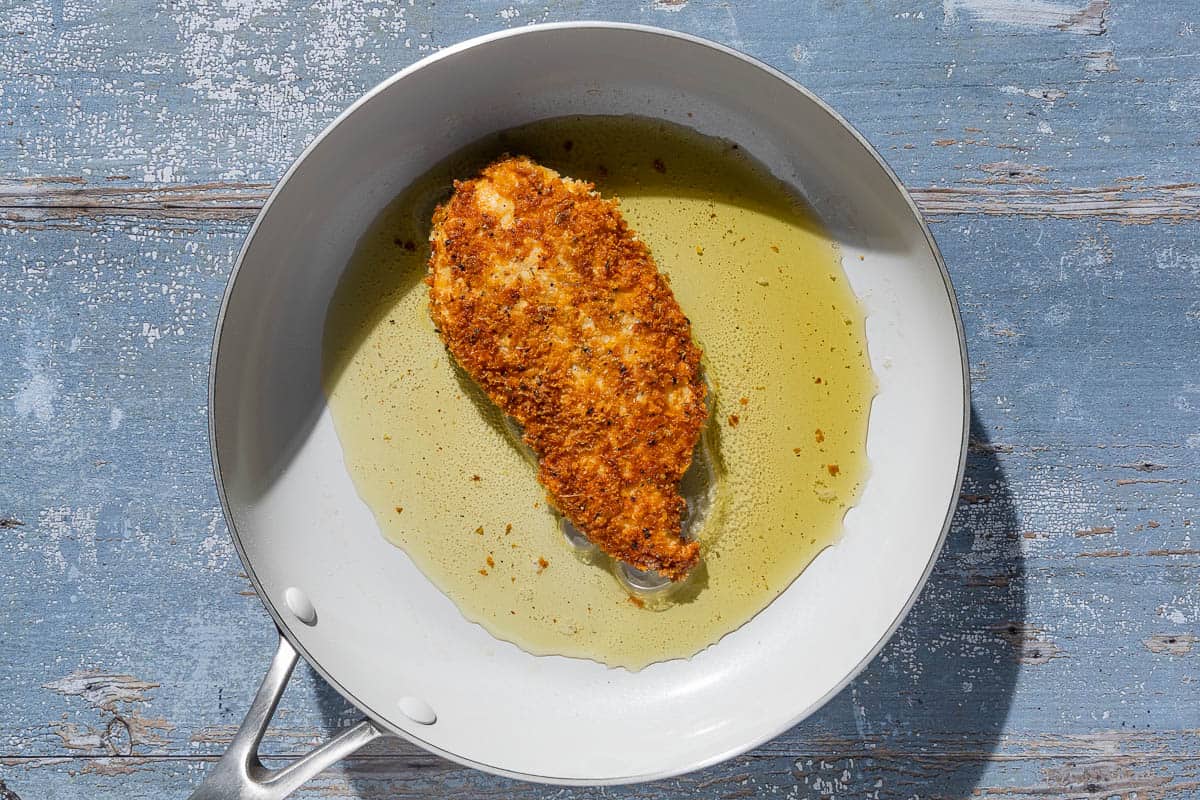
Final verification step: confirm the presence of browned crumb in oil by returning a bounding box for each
[474,526,484,535]
[728,414,740,428]
[652,158,666,173]
[537,557,549,574]
[827,464,840,477]
[394,506,403,514]
[505,523,513,535]
[738,396,749,405]
[471,474,481,481]
[815,428,825,443]
[486,555,495,567]
[769,244,780,253]
[628,594,646,609]
[479,569,488,576]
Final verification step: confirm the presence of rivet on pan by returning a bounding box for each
[284,587,318,626]
[560,518,596,552]
[619,562,671,593]
[398,696,437,725]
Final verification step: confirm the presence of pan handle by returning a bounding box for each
[188,633,385,800]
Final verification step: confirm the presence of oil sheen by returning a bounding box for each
[323,116,874,670]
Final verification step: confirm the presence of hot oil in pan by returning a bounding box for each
[322,116,875,670]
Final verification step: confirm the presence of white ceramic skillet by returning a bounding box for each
[191,22,969,799]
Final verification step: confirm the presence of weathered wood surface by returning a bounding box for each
[1,1,1198,797]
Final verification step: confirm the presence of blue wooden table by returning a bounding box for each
[2,1,1198,797]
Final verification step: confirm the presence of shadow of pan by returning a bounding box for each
[765,406,1025,797]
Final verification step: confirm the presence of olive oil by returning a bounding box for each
[323,116,874,670]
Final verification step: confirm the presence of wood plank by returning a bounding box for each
[5,179,1200,225]
[0,1,1198,191]
[3,743,1200,800]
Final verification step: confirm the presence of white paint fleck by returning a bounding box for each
[199,511,233,570]
[849,683,871,741]
[44,671,160,709]
[1155,244,1200,274]
[14,371,57,422]
[141,322,162,346]
[652,0,687,10]
[943,0,1108,35]
[1084,49,1118,72]
[1037,120,1054,134]
[790,43,812,65]
[1047,303,1072,327]
[109,407,125,430]
[36,506,100,573]
[1001,85,1068,103]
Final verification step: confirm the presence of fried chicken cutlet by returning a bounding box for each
[427,156,707,581]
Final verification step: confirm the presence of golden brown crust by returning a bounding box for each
[427,156,707,580]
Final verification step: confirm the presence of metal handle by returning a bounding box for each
[188,633,384,800]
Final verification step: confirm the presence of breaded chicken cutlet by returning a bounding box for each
[427,156,707,581]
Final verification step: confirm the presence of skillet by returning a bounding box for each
[190,23,969,799]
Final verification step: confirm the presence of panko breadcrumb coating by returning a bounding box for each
[427,156,707,580]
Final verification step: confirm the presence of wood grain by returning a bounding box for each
[6,179,1200,225]
[1,0,1198,798]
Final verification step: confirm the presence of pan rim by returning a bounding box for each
[207,20,971,785]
